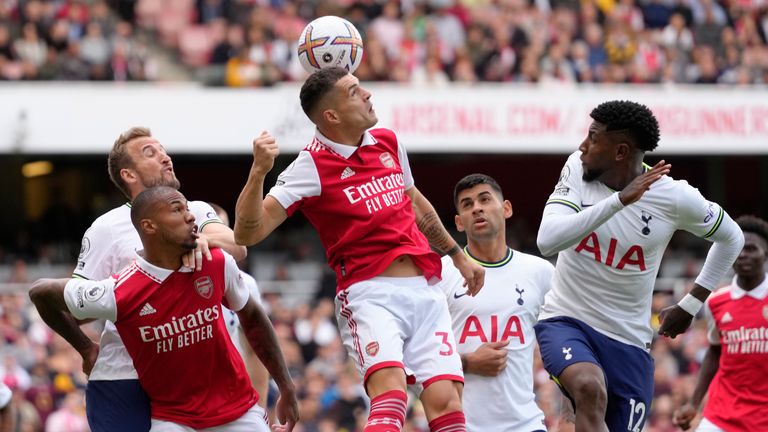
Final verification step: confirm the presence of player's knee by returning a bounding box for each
[569,374,607,409]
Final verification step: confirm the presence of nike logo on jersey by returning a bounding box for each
[341,167,356,179]
[581,202,593,208]
[140,303,157,316]
[453,292,467,299]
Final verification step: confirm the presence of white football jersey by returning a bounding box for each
[73,201,222,380]
[540,151,728,350]
[436,248,552,432]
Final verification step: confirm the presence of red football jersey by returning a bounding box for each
[269,128,441,291]
[703,279,768,431]
[112,249,257,428]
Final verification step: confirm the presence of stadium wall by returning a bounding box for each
[1,83,767,154]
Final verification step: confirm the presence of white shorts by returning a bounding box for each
[696,418,725,432]
[150,404,268,432]
[336,276,463,389]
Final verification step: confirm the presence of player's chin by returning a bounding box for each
[182,240,198,250]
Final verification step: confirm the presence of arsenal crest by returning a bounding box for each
[194,276,214,299]
[379,152,395,168]
[366,341,379,357]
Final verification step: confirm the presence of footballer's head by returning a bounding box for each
[131,186,198,251]
[580,101,660,182]
[734,215,768,278]
[300,67,377,133]
[453,174,512,241]
[108,127,180,200]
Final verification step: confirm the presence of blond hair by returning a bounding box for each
[108,127,152,199]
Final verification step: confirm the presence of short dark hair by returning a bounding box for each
[590,100,660,152]
[736,215,768,247]
[299,67,349,120]
[453,174,503,208]
[108,127,152,199]
[130,186,178,231]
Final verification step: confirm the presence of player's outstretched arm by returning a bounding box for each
[659,212,743,338]
[537,161,671,256]
[29,279,100,374]
[236,298,298,430]
[672,344,721,430]
[407,186,485,295]
[234,132,288,246]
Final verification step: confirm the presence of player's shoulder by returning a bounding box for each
[513,250,555,273]
[91,203,131,227]
[369,127,397,142]
[707,285,734,305]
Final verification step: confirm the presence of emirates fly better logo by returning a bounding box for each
[194,276,213,299]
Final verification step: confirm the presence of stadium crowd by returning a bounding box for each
[0,222,731,431]
[0,0,767,84]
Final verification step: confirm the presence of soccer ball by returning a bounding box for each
[297,16,364,74]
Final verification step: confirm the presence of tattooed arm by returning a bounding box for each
[236,298,298,430]
[406,187,485,294]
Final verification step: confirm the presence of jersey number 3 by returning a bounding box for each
[435,332,454,356]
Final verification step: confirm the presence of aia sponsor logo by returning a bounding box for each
[365,341,379,356]
[194,276,214,299]
[379,152,395,168]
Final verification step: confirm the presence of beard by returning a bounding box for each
[582,168,602,182]
[141,172,181,190]
[180,239,198,250]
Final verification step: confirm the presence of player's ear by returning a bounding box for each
[454,214,465,233]
[140,219,157,235]
[614,142,631,161]
[322,108,340,125]
[120,168,138,186]
[503,200,513,219]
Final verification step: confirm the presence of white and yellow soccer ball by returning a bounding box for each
[297,16,364,74]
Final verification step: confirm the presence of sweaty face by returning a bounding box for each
[579,121,616,182]
[127,137,180,191]
[331,74,378,131]
[455,184,511,241]
[733,232,768,278]
[151,191,198,251]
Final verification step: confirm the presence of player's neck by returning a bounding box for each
[465,239,508,263]
[602,160,644,191]
[319,126,364,147]
[736,272,766,291]
[142,248,184,271]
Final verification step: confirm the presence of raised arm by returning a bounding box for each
[236,298,299,430]
[29,279,100,374]
[537,160,670,256]
[234,132,288,246]
[407,186,485,294]
[199,222,247,261]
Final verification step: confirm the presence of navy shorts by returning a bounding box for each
[86,379,151,432]
[534,316,654,432]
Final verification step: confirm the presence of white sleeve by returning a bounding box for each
[223,253,250,312]
[267,152,321,215]
[396,138,415,189]
[435,257,466,299]
[677,185,744,290]
[0,384,10,409]
[73,222,114,280]
[537,259,555,304]
[188,201,223,232]
[239,271,263,306]
[703,300,720,345]
[537,154,624,256]
[63,278,117,321]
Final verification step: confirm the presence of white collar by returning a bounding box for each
[314,129,377,159]
[134,250,191,283]
[730,274,768,300]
